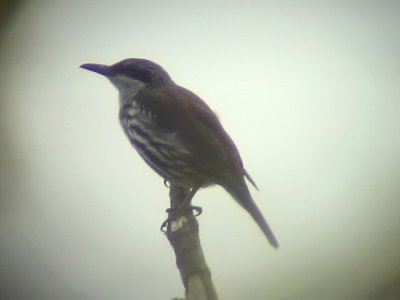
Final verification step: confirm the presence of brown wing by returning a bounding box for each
[134,84,244,179]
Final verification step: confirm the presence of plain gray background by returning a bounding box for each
[0,1,399,299]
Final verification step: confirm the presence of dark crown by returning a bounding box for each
[110,58,173,86]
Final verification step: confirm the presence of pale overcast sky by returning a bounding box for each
[0,1,399,299]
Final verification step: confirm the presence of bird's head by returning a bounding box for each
[80,58,173,97]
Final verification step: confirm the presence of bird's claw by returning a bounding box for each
[191,205,202,216]
[160,219,169,232]
[160,205,203,232]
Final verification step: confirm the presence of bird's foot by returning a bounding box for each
[160,205,202,232]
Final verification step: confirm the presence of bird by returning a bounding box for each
[80,58,279,248]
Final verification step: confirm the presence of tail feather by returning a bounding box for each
[244,169,259,191]
[221,174,279,248]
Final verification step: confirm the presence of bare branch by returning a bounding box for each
[165,185,218,300]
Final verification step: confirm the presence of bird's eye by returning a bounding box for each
[127,65,151,83]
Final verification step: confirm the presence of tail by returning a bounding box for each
[220,174,279,249]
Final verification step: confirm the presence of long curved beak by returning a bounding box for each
[80,63,113,77]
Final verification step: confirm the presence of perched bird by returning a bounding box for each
[80,58,278,248]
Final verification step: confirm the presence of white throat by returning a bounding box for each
[109,75,146,104]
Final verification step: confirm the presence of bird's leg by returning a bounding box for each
[177,182,202,214]
[161,182,203,232]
